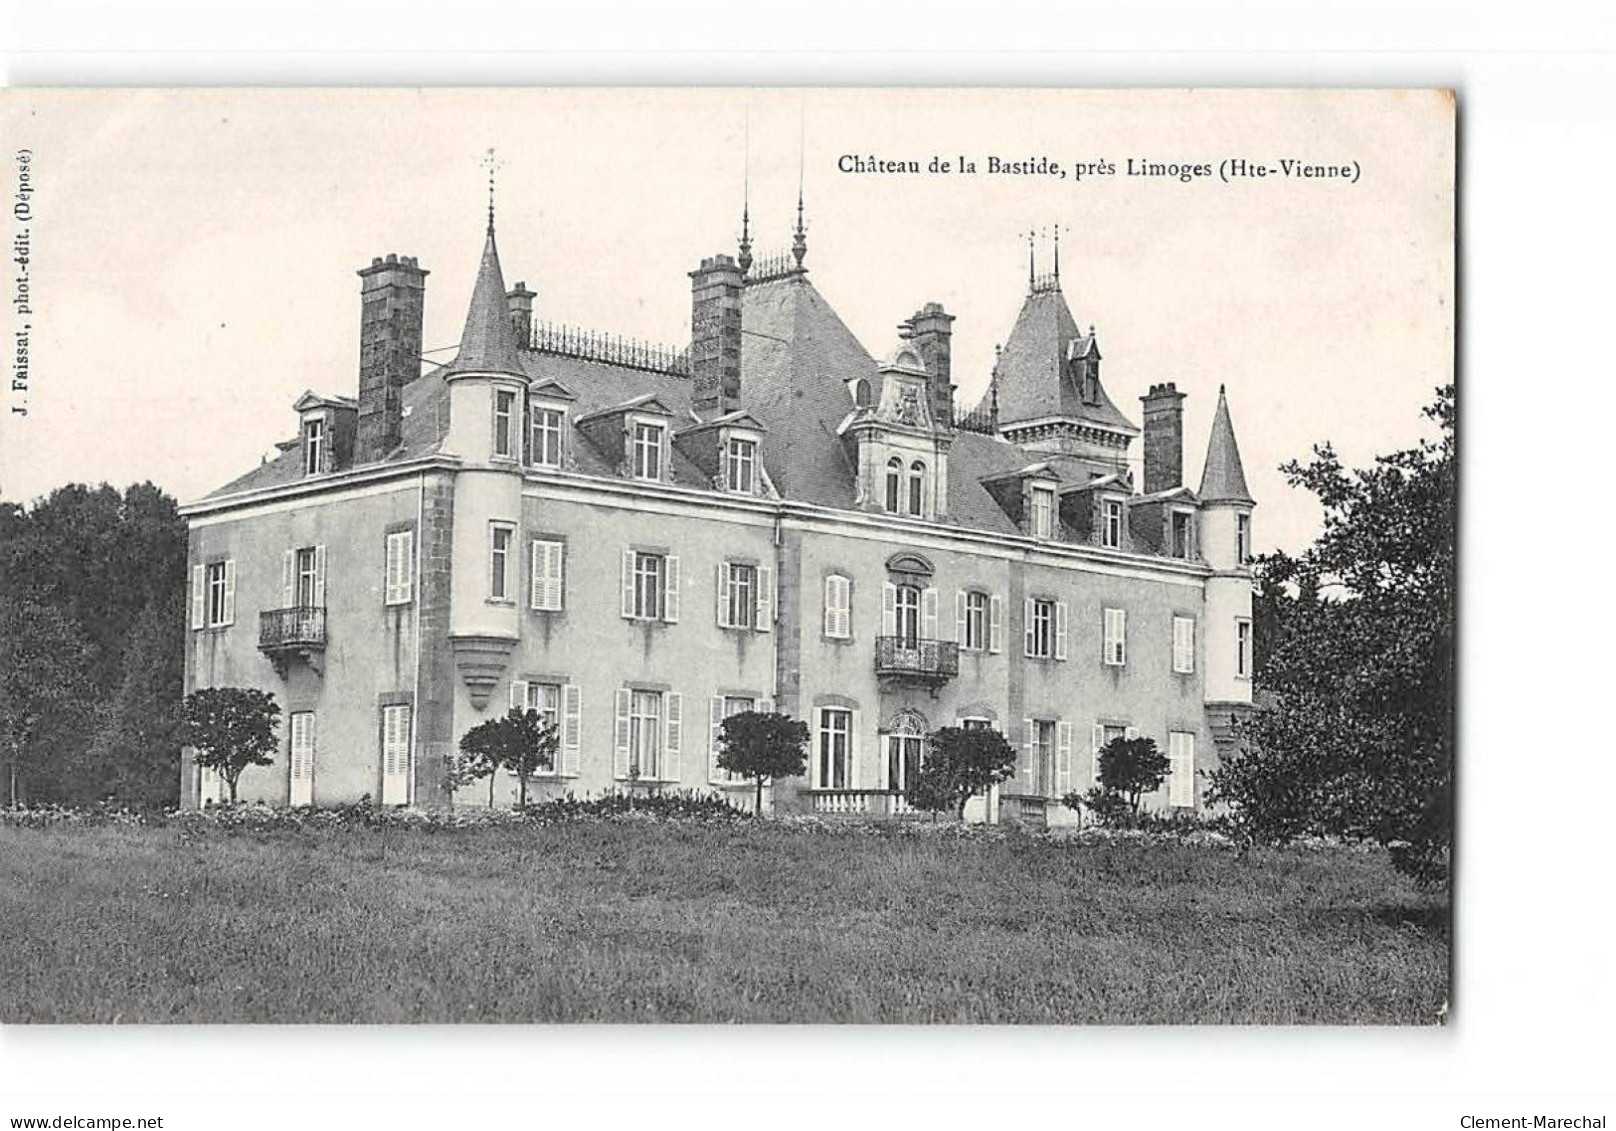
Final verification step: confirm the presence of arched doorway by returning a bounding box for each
[886,709,928,794]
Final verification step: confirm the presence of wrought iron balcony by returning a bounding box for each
[259,606,326,676]
[874,635,959,686]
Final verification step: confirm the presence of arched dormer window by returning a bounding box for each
[885,457,903,513]
[854,378,873,408]
[908,460,926,517]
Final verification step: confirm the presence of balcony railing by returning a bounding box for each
[874,636,959,685]
[259,605,326,652]
[809,790,920,818]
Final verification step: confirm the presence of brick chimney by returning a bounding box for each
[1140,382,1186,495]
[356,254,428,463]
[905,302,955,426]
[506,282,535,345]
[689,254,743,415]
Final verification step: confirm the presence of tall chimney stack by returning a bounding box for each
[506,282,535,345]
[356,254,428,463]
[689,254,744,416]
[1140,382,1186,495]
[906,302,955,426]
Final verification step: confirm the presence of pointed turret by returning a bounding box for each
[443,224,525,380]
[1198,385,1255,505]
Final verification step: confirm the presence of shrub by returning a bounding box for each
[714,711,810,815]
[905,727,1018,821]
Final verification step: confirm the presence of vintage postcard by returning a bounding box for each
[0,88,1454,1024]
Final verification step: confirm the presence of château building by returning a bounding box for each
[179,194,1256,824]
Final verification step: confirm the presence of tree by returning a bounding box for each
[85,597,186,809]
[714,710,809,816]
[457,708,556,809]
[0,596,92,806]
[904,726,1017,822]
[1095,735,1170,816]
[1207,386,1455,884]
[180,687,281,804]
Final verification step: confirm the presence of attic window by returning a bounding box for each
[1171,510,1194,560]
[1102,499,1123,548]
[884,457,902,513]
[302,417,326,476]
[725,437,757,494]
[854,379,873,408]
[1030,484,1055,538]
[633,421,665,481]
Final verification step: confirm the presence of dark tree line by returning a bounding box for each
[0,482,188,807]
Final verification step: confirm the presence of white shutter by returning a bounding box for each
[613,689,631,779]
[715,562,730,627]
[1023,598,1036,656]
[1170,732,1195,807]
[532,540,564,611]
[381,705,411,805]
[386,532,413,605]
[1174,617,1194,673]
[921,587,939,641]
[509,679,529,713]
[823,576,837,638]
[828,576,851,639]
[190,564,206,629]
[755,566,773,631]
[955,591,967,647]
[289,713,314,806]
[561,684,581,775]
[848,708,863,790]
[1117,609,1128,665]
[281,550,295,608]
[313,545,327,607]
[1022,718,1035,790]
[620,549,636,618]
[548,542,564,610]
[1091,724,1106,790]
[989,594,1003,654]
[664,692,683,782]
[709,695,726,782]
[663,555,681,623]
[1054,600,1069,661]
[881,582,897,637]
[220,560,236,626]
[1056,721,1073,796]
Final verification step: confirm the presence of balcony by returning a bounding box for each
[873,636,958,689]
[809,790,919,819]
[259,605,326,676]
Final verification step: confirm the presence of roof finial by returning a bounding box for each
[481,147,504,235]
[739,111,753,276]
[1027,229,1036,290]
[792,109,807,270]
[1053,222,1061,283]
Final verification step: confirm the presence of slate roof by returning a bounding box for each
[992,286,1137,435]
[1197,386,1255,505]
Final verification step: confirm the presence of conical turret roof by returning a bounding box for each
[443,224,524,379]
[1198,385,1255,505]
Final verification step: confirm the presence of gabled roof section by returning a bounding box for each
[528,375,576,401]
[995,287,1137,435]
[441,225,524,379]
[676,409,769,437]
[292,390,357,412]
[1059,471,1128,496]
[574,392,677,425]
[1130,484,1200,506]
[1198,386,1255,505]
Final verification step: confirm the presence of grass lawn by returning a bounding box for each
[0,819,1448,1024]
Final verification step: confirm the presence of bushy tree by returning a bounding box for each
[1208,386,1455,884]
[1098,735,1170,815]
[0,596,92,806]
[715,710,809,816]
[904,726,1017,821]
[180,687,281,804]
[457,708,557,809]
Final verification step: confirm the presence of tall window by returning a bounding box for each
[886,714,926,793]
[489,523,514,601]
[633,421,664,481]
[713,695,757,784]
[289,711,316,806]
[1173,616,1196,674]
[961,590,988,652]
[206,561,229,625]
[628,690,663,779]
[1169,731,1195,807]
[384,530,414,606]
[723,562,757,628]
[1025,720,1055,794]
[1236,513,1252,564]
[530,406,564,468]
[1236,618,1253,678]
[893,584,921,647]
[823,574,852,639]
[193,558,235,630]
[1103,607,1127,666]
[631,552,665,620]
[908,461,926,516]
[1026,598,1055,659]
[726,437,757,493]
[817,708,852,790]
[493,389,516,458]
[1102,499,1123,548]
[884,457,902,513]
[302,418,325,475]
[1031,485,1055,538]
[521,682,562,731]
[1171,511,1194,559]
[296,547,320,607]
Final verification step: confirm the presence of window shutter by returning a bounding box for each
[1054,600,1069,661]
[755,565,773,632]
[1023,598,1035,656]
[620,549,635,618]
[560,684,581,775]
[1118,609,1127,665]
[1091,724,1106,789]
[381,706,411,806]
[1170,733,1194,807]
[715,562,730,627]
[663,555,681,623]
[1174,617,1194,672]
[848,708,862,790]
[549,542,564,610]
[281,550,295,608]
[921,587,939,641]
[664,692,682,782]
[1021,719,1035,789]
[313,545,327,607]
[1056,721,1073,795]
[402,531,416,604]
[709,696,726,782]
[613,689,631,779]
[881,582,897,637]
[989,595,1003,654]
[530,542,546,611]
[831,576,851,639]
[190,564,206,629]
[219,559,236,626]
[823,576,836,638]
[955,591,967,646]
[509,679,528,713]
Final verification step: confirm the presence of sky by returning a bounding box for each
[0,88,1453,555]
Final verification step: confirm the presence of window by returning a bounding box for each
[816,708,852,790]
[960,590,988,652]
[1023,719,1055,795]
[1093,723,1131,791]
[1024,598,1066,659]
[725,437,757,493]
[961,717,994,731]
[296,547,320,607]
[489,523,514,601]
[520,682,562,730]
[908,461,926,516]
[1171,511,1194,559]
[493,389,517,458]
[191,559,235,629]
[512,679,582,775]
[381,704,411,805]
[530,539,565,611]
[530,405,564,468]
[1102,499,1123,548]
[1103,607,1127,666]
[722,562,755,628]
[206,561,229,626]
[627,690,664,779]
[893,584,921,647]
[633,421,665,481]
[385,530,414,606]
[884,457,902,513]
[824,574,852,639]
[1169,731,1196,807]
[853,379,872,407]
[1236,618,1253,679]
[1236,512,1252,564]
[711,695,758,784]
[302,418,325,476]
[1031,484,1055,538]
[622,550,679,622]
[886,715,926,793]
[289,711,316,806]
[1173,616,1196,674]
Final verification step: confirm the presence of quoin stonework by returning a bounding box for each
[179,194,1256,825]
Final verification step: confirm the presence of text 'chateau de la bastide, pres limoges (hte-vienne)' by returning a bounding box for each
[178,192,1256,826]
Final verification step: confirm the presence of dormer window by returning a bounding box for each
[303,417,326,476]
[493,389,517,459]
[885,457,903,513]
[908,461,926,517]
[1102,498,1124,549]
[726,437,757,494]
[1171,510,1195,560]
[633,421,665,481]
[1030,484,1055,538]
[530,404,565,468]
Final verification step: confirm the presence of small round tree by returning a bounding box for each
[1096,734,1170,816]
[715,710,809,816]
[457,708,557,808]
[180,686,281,805]
[905,726,1017,822]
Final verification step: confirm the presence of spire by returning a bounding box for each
[738,112,753,276]
[791,110,808,270]
[1198,385,1255,505]
[444,217,524,379]
[1027,229,1036,290]
[1053,222,1061,283]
